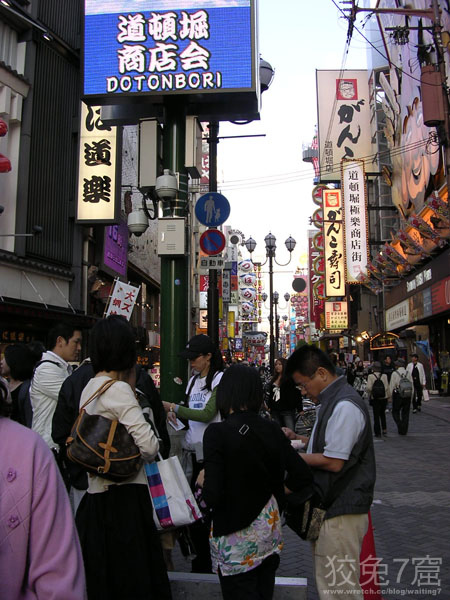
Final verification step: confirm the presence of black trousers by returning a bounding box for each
[412,383,423,410]
[392,392,411,435]
[189,454,213,574]
[218,553,280,600]
[372,398,387,436]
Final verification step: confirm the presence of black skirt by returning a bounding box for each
[76,483,172,600]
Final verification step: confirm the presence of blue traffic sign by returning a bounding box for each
[195,192,230,227]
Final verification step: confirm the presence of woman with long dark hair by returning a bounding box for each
[75,315,171,599]
[199,364,312,599]
[266,357,303,430]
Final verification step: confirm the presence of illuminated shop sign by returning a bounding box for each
[322,189,345,297]
[103,222,128,277]
[325,301,348,331]
[77,103,120,223]
[83,0,256,98]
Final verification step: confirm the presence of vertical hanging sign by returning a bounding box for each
[341,159,369,284]
[322,189,345,297]
[77,103,121,224]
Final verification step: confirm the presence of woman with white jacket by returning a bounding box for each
[406,353,427,413]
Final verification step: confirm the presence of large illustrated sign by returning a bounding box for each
[83,0,255,98]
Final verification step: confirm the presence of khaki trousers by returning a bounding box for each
[312,513,369,600]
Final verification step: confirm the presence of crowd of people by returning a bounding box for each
[0,319,431,599]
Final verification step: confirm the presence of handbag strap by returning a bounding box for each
[80,378,118,411]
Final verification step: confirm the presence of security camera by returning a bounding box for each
[127,209,149,236]
[155,169,178,201]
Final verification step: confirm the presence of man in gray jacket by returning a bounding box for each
[285,345,376,600]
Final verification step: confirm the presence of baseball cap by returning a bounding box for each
[179,334,216,359]
[394,359,405,367]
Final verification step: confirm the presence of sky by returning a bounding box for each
[217,0,378,297]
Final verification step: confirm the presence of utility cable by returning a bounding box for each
[215,137,433,192]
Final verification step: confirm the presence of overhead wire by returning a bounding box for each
[214,137,433,192]
[211,1,442,194]
[332,0,442,87]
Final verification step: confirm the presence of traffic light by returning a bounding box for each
[0,118,12,173]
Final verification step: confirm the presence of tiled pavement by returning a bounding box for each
[172,394,450,599]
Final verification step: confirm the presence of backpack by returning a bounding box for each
[371,374,386,400]
[397,373,413,399]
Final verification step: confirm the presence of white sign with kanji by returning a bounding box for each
[105,280,140,320]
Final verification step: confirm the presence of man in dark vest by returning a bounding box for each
[285,345,376,600]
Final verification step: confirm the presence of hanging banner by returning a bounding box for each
[322,189,345,297]
[77,103,121,224]
[341,159,369,283]
[105,279,140,319]
[316,70,372,182]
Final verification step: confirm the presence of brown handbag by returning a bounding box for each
[66,379,143,482]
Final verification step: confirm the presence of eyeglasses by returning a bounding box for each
[297,370,318,390]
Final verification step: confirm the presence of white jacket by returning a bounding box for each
[30,351,71,449]
[406,361,426,386]
[389,367,413,398]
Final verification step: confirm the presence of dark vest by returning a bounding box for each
[311,376,376,519]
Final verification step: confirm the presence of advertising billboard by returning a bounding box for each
[103,222,128,277]
[316,70,372,182]
[77,103,121,223]
[322,189,345,297]
[341,159,369,284]
[83,0,257,100]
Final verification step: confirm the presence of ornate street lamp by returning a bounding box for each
[246,232,296,372]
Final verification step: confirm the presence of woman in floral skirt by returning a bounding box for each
[197,364,312,599]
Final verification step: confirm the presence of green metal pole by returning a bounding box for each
[160,101,189,405]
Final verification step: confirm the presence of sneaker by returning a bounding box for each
[413,409,417,413]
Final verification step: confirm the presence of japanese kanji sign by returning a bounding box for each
[322,189,345,297]
[77,103,120,223]
[105,280,140,320]
[341,159,369,284]
[325,301,348,331]
[83,1,256,98]
[316,70,372,182]
[103,221,128,276]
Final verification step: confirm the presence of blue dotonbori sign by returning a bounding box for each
[83,0,255,98]
[195,192,230,227]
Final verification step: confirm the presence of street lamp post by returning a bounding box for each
[245,232,296,373]
[273,290,279,359]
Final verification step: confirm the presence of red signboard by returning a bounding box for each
[431,276,450,315]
